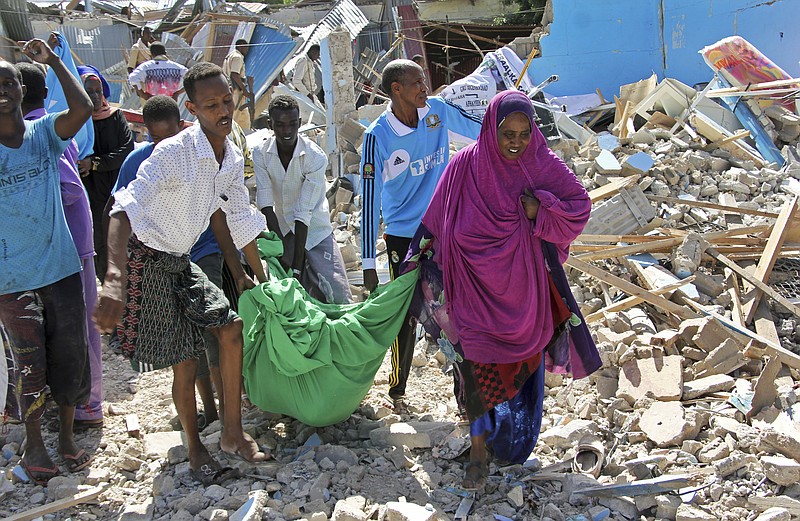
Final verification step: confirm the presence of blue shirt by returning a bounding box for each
[360,97,482,268]
[0,113,78,294]
[115,143,221,262]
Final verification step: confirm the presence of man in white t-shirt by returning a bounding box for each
[128,43,187,101]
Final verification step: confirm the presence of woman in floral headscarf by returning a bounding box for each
[402,89,600,490]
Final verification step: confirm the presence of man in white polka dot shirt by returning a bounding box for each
[95,63,270,483]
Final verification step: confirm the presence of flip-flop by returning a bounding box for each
[61,449,94,472]
[461,461,489,491]
[572,434,605,479]
[20,460,60,486]
[190,461,241,486]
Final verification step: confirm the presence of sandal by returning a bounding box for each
[461,460,488,491]
[20,460,59,486]
[572,434,605,478]
[61,448,94,472]
[190,460,241,486]
[45,417,104,433]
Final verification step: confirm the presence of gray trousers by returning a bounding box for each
[282,231,353,305]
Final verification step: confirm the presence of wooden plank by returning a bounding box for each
[724,268,745,328]
[705,130,751,151]
[707,247,800,320]
[683,300,800,371]
[576,237,684,261]
[588,175,640,203]
[566,256,699,321]
[577,234,677,243]
[645,195,779,219]
[585,275,696,323]
[708,78,800,95]
[754,298,781,347]
[742,196,799,323]
[4,486,105,521]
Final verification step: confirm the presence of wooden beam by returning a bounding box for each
[754,298,781,347]
[645,195,779,219]
[707,247,800,321]
[422,21,503,46]
[576,237,684,262]
[742,196,799,323]
[5,486,106,521]
[585,275,696,323]
[577,234,676,243]
[705,130,751,151]
[588,175,640,203]
[724,268,745,329]
[566,256,699,321]
[708,78,800,95]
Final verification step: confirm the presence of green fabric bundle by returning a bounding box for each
[239,236,418,426]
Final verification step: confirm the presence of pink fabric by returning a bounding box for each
[421,90,590,364]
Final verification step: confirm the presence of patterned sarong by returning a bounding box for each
[116,236,236,372]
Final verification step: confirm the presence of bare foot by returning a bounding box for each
[220,430,269,463]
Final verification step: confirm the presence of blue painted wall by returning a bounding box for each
[531,0,800,97]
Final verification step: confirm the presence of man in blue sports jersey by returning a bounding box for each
[360,59,482,405]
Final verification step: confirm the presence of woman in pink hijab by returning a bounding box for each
[401,90,599,490]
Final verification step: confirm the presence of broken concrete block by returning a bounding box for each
[594,149,622,175]
[332,499,368,521]
[754,507,791,521]
[655,494,682,519]
[761,456,800,486]
[622,152,655,176]
[539,419,599,449]
[697,438,732,463]
[639,401,697,447]
[713,453,748,478]
[691,317,743,352]
[617,355,683,405]
[384,501,437,521]
[694,338,747,378]
[595,327,636,346]
[758,430,800,463]
[507,485,524,508]
[598,497,638,520]
[143,431,185,460]
[369,422,451,449]
[676,505,717,521]
[339,118,366,149]
[671,233,709,279]
[682,374,735,400]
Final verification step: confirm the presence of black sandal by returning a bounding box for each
[189,460,240,486]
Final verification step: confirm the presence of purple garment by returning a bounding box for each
[421,90,591,364]
[75,257,103,420]
[24,108,94,259]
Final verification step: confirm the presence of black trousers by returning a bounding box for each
[385,234,417,399]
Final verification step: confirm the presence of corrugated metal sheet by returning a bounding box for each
[246,22,299,101]
[0,0,32,41]
[41,24,133,102]
[292,0,368,54]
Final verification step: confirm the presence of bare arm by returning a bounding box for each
[210,209,267,291]
[23,39,92,140]
[261,207,284,240]
[94,211,132,333]
[291,221,308,277]
[230,72,248,94]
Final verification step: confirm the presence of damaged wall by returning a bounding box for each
[531,0,800,97]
